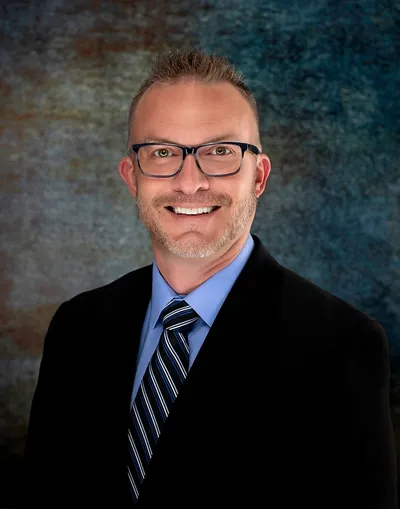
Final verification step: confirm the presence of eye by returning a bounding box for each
[209,145,232,156]
[153,148,174,158]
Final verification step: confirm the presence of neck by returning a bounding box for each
[153,233,250,295]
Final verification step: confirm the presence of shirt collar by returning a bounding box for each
[149,233,254,329]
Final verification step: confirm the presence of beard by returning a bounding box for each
[134,180,258,259]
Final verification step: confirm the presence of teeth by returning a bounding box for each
[172,207,215,215]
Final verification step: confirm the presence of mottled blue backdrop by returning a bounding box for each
[1,0,399,506]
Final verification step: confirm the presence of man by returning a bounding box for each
[23,50,397,508]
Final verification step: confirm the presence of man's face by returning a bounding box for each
[119,80,270,259]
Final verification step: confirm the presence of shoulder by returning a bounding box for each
[250,234,380,328]
[50,264,152,328]
[65,263,152,308]
[40,264,153,356]
[275,262,389,382]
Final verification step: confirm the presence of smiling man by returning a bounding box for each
[24,50,397,509]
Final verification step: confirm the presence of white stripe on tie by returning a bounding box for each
[156,348,178,397]
[163,305,191,322]
[128,466,139,499]
[148,363,169,419]
[141,384,161,438]
[167,317,197,330]
[132,404,152,459]
[164,333,187,378]
[178,331,190,354]
[128,430,146,480]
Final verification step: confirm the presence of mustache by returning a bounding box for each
[153,193,232,207]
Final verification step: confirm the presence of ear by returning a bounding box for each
[119,156,137,198]
[255,154,271,198]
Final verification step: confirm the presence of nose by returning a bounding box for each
[172,153,210,194]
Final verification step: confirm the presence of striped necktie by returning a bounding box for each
[127,298,199,504]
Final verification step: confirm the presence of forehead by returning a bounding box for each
[131,80,257,145]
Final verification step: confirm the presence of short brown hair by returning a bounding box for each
[127,49,260,148]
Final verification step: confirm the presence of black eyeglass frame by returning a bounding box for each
[127,141,260,178]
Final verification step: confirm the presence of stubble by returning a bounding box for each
[134,178,258,259]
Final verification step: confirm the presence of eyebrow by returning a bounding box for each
[139,133,240,145]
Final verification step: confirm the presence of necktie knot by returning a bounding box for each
[161,298,199,334]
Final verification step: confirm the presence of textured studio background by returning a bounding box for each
[1,0,399,506]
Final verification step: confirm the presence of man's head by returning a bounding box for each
[119,49,271,260]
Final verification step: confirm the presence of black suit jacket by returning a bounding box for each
[23,234,397,508]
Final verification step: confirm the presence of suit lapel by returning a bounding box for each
[115,264,153,415]
[184,233,282,385]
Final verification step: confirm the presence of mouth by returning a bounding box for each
[165,206,221,217]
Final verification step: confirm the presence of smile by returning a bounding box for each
[165,206,221,217]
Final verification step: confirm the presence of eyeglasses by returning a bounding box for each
[127,141,260,178]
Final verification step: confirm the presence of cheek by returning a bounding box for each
[137,183,170,209]
[231,177,253,199]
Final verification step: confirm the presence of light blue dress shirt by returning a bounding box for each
[130,233,255,405]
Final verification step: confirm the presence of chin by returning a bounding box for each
[158,234,220,259]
